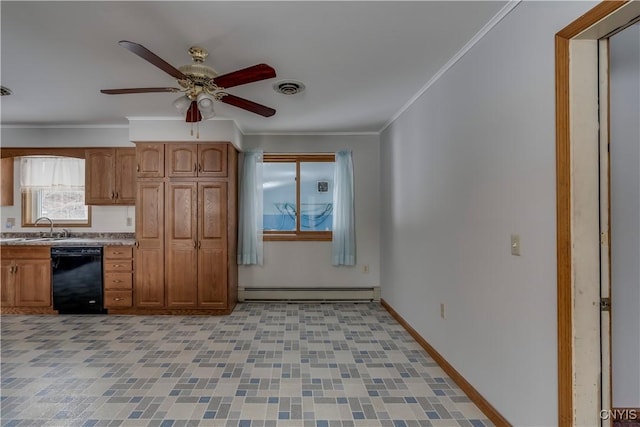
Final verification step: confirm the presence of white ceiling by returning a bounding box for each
[0,1,507,134]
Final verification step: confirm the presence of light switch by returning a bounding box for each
[511,234,521,256]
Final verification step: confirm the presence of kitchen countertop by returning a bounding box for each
[0,233,135,247]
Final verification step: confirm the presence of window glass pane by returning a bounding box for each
[263,162,296,231]
[300,162,334,231]
[36,189,88,221]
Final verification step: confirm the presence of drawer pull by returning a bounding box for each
[113,298,122,301]
[112,264,122,267]
[112,280,123,283]
[112,251,123,255]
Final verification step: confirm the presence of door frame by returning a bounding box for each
[556,1,640,425]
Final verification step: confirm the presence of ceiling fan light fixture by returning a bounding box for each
[173,95,191,114]
[197,92,215,109]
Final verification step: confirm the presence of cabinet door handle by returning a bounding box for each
[134,241,139,248]
[198,164,202,172]
[111,191,115,199]
[198,241,202,249]
[115,192,119,199]
[112,251,122,255]
[193,240,197,249]
[194,163,197,172]
[137,164,140,172]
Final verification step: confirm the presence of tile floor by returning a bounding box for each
[1,303,494,427]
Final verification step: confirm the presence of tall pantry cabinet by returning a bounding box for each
[133,142,238,314]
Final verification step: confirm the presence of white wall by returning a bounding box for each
[128,118,243,150]
[0,126,135,232]
[379,2,594,426]
[610,22,640,408]
[239,134,380,288]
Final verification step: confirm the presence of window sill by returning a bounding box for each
[264,232,332,242]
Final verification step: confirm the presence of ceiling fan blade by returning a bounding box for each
[119,40,188,81]
[213,64,276,89]
[218,93,276,117]
[101,87,180,95]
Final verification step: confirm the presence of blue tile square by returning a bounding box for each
[352,412,365,420]
[373,378,383,384]
[470,420,486,427]
[199,396,211,403]
[239,421,251,427]
[426,411,440,419]
[302,390,312,397]
[169,390,180,396]
[236,390,247,396]
[337,397,348,404]
[316,421,329,427]
[434,390,445,396]
[128,411,143,419]
[404,397,417,403]
[203,411,216,419]
[3,421,19,427]
[82,421,98,427]
[188,378,198,384]
[368,391,379,397]
[268,397,279,404]
[159,420,175,427]
[278,412,290,420]
[393,421,408,427]
[250,378,260,384]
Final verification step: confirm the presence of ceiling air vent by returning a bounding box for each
[0,86,12,96]
[273,80,305,95]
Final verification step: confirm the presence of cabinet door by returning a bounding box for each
[198,182,228,308]
[167,144,197,178]
[14,259,51,307]
[1,261,15,306]
[166,182,198,307]
[114,148,136,204]
[135,181,165,307]
[1,158,14,206]
[136,143,165,178]
[85,149,115,204]
[198,144,227,177]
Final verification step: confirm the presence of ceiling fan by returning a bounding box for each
[101,41,276,123]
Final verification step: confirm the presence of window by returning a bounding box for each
[263,154,335,241]
[20,156,91,227]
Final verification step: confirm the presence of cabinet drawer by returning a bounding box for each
[104,272,132,290]
[104,290,132,308]
[1,246,50,259]
[104,246,133,259]
[104,260,132,272]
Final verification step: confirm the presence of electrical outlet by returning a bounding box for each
[126,217,133,226]
[511,234,521,256]
[362,264,369,273]
[440,303,445,319]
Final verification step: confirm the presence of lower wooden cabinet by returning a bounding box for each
[1,246,51,308]
[103,246,134,309]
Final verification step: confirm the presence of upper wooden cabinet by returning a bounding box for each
[85,148,136,205]
[136,143,165,178]
[1,158,14,206]
[166,143,227,178]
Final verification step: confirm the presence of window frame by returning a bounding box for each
[19,155,91,228]
[263,153,335,242]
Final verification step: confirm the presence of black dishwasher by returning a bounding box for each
[51,247,106,314]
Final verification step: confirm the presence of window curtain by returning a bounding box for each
[237,151,264,265]
[332,150,356,266]
[20,156,85,191]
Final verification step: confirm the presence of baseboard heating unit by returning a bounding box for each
[238,287,380,303]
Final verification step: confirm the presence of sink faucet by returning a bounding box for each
[34,216,54,237]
